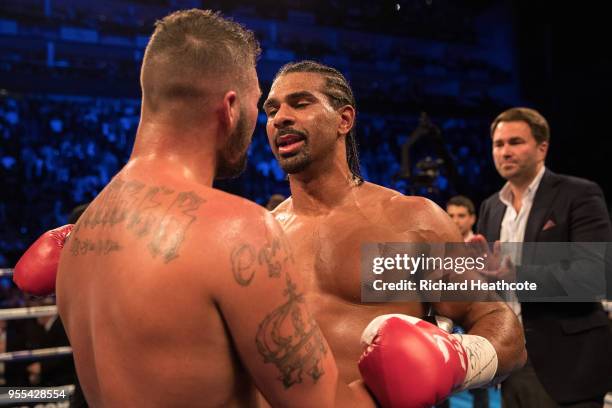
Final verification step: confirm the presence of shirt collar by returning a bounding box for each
[525,165,546,199]
[499,166,546,207]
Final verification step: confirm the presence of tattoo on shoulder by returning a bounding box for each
[69,237,122,256]
[230,244,257,286]
[256,275,327,388]
[230,236,294,286]
[73,177,205,263]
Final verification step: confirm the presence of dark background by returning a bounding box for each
[1,0,610,266]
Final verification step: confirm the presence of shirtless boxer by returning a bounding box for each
[262,61,528,388]
[13,35,526,408]
[49,11,376,408]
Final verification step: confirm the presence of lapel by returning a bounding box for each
[523,169,560,242]
[488,197,506,241]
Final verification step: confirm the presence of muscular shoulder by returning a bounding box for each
[194,188,276,242]
[198,191,295,302]
[172,187,291,290]
[359,182,462,242]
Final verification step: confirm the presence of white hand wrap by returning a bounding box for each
[361,314,499,392]
[451,333,498,391]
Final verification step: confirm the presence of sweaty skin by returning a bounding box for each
[57,162,373,408]
[56,164,271,407]
[265,70,527,384]
[272,185,429,380]
[273,184,520,382]
[55,50,375,407]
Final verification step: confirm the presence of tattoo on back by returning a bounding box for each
[71,177,205,263]
[256,275,327,388]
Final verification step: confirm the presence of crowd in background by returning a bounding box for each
[0,1,521,266]
[0,93,500,265]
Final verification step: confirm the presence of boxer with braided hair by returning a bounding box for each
[264,60,527,407]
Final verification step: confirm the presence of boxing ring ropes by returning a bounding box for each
[2,267,612,407]
[0,268,75,405]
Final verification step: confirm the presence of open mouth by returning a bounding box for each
[276,134,306,156]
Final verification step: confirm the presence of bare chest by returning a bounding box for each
[279,212,405,302]
[277,210,426,381]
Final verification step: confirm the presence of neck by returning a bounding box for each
[288,159,358,215]
[508,162,543,201]
[130,117,218,186]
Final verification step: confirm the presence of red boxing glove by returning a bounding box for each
[13,224,74,296]
[358,314,497,408]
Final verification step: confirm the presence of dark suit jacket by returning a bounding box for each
[478,169,612,404]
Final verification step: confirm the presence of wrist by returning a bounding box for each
[451,333,498,391]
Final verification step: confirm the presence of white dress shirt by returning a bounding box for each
[499,166,546,261]
[498,166,546,319]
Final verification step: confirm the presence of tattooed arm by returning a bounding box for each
[213,210,374,408]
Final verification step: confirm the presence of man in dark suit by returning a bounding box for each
[477,107,612,407]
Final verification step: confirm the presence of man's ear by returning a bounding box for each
[219,90,238,133]
[537,140,549,161]
[337,105,355,137]
[469,214,477,228]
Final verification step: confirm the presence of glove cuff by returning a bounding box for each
[360,313,421,347]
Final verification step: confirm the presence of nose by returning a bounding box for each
[272,104,295,129]
[497,143,512,159]
[502,145,513,159]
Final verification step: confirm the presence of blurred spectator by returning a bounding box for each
[446,195,477,242]
[1,93,498,264]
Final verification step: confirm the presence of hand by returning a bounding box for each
[468,235,500,268]
[359,314,498,408]
[481,241,515,281]
[468,237,515,281]
[468,233,489,254]
[480,254,515,281]
[13,224,74,295]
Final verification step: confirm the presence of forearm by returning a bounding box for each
[465,303,527,377]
